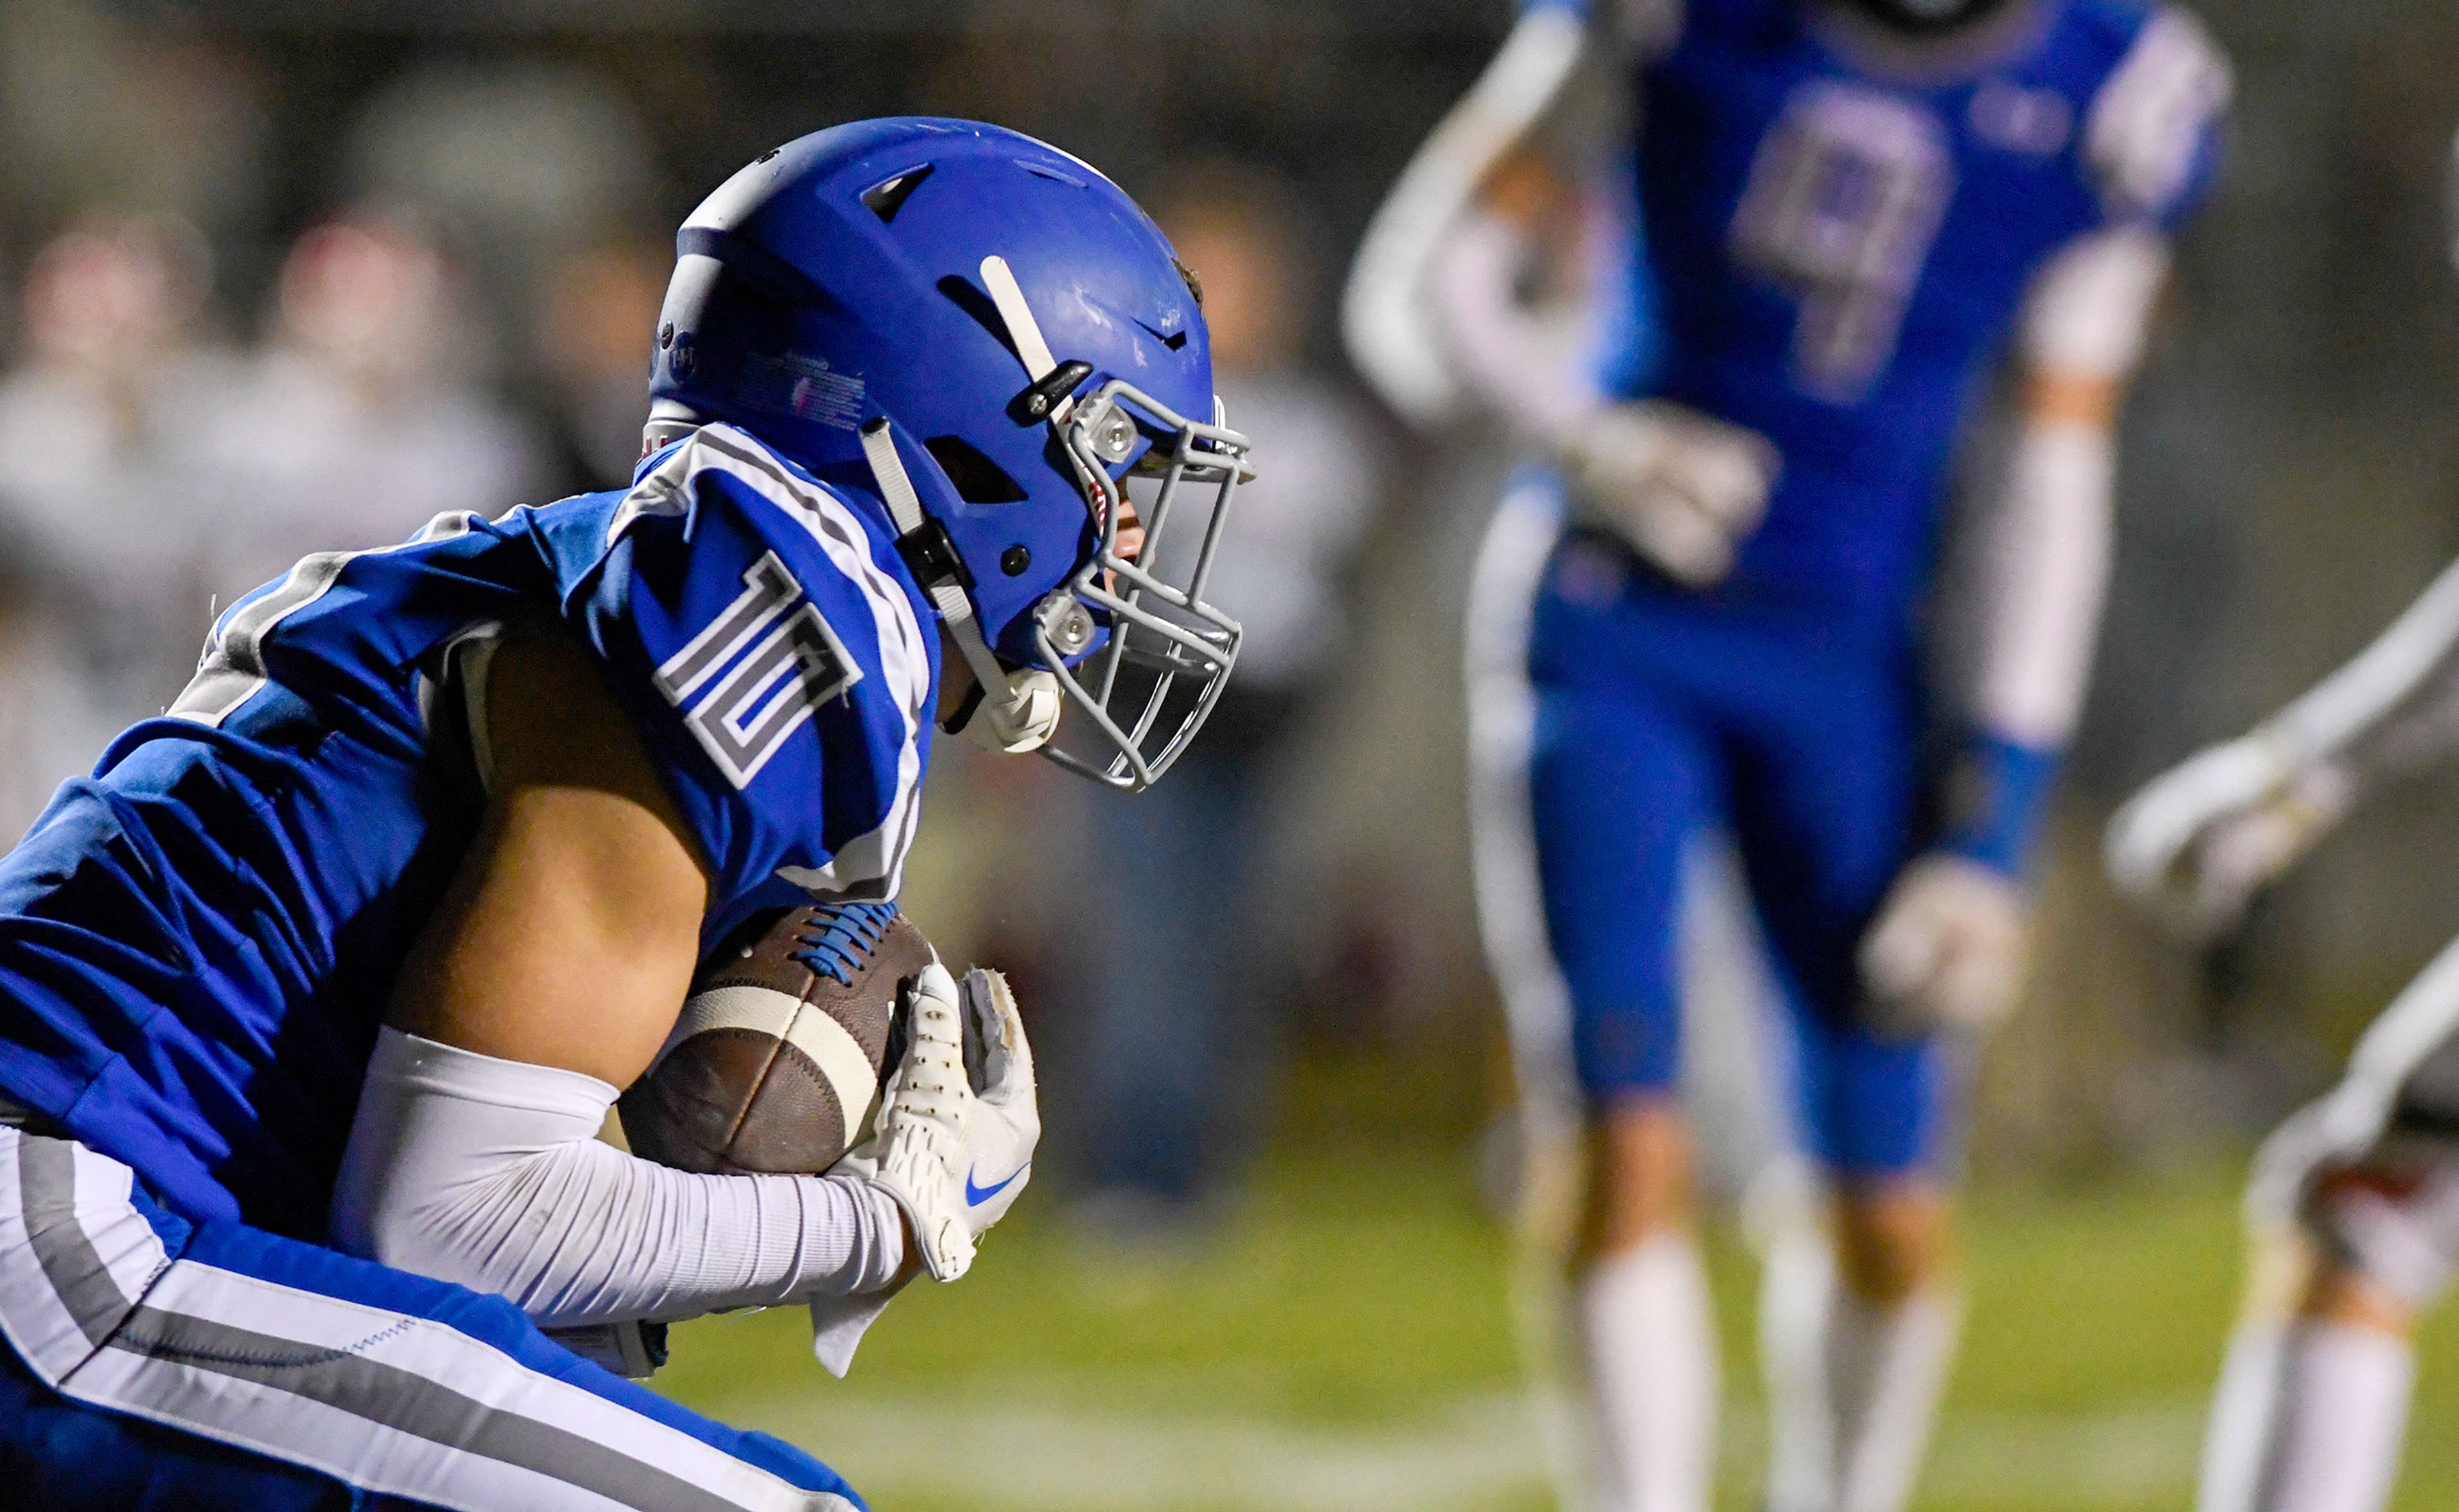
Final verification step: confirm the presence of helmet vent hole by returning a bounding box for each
[859,164,936,224]
[923,435,1028,504]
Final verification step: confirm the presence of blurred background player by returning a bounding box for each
[2107,128,2459,1512]
[0,213,237,824]
[0,208,555,840]
[1062,161,1387,1234]
[1349,0,2229,1509]
[204,209,553,596]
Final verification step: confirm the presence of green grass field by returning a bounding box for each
[654,1152,2459,1511]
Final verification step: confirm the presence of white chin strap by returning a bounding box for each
[857,420,1062,754]
[982,256,1062,389]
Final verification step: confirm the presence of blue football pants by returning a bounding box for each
[0,1124,862,1512]
[1498,513,1950,1176]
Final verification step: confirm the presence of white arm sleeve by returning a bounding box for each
[2261,553,2459,783]
[332,1027,905,1329]
[1426,205,1605,449]
[1967,227,2171,745]
[1341,6,1588,425]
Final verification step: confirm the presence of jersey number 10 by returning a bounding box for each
[654,551,863,790]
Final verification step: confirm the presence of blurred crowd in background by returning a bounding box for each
[8,0,2459,1240]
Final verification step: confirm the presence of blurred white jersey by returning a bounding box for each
[0,347,550,840]
[0,352,251,833]
[198,350,552,599]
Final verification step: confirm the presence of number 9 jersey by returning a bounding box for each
[0,423,937,1239]
[1566,0,2228,623]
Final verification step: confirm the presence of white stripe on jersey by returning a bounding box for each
[0,1126,853,1512]
[617,425,932,901]
[170,511,483,729]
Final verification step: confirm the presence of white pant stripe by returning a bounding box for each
[0,1125,854,1512]
[69,1141,169,1310]
[1463,479,1580,1128]
[65,1342,648,1512]
[0,1133,109,1382]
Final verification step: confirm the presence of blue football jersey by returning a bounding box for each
[0,423,937,1237]
[1548,0,2227,623]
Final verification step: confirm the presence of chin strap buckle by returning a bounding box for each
[892,517,973,592]
[1009,359,1094,426]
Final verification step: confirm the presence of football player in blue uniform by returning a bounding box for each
[1349,3,2227,1509]
[0,117,1248,1511]
[2106,127,2459,1512]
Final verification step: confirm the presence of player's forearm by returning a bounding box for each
[1342,5,1587,423]
[1968,227,2170,748]
[1968,411,2116,752]
[332,1028,905,1327]
[1944,411,2112,875]
[1427,205,1606,449]
[1943,229,2171,872]
[2258,553,2459,792]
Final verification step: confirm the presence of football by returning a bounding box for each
[619,901,933,1175]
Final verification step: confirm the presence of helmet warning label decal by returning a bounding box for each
[736,350,867,431]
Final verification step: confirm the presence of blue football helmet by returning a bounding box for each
[645,117,1249,790]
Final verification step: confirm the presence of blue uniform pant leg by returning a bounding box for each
[1721,648,1945,1180]
[1810,1030,1948,1179]
[1526,676,1712,1105]
[0,1125,861,1512]
[0,1330,373,1511]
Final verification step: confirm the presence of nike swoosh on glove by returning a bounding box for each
[835,961,1039,1283]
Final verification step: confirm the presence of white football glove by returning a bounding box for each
[1562,400,1780,587]
[964,667,1064,755]
[836,961,1038,1283]
[1859,853,2032,1037]
[2104,735,2352,938]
